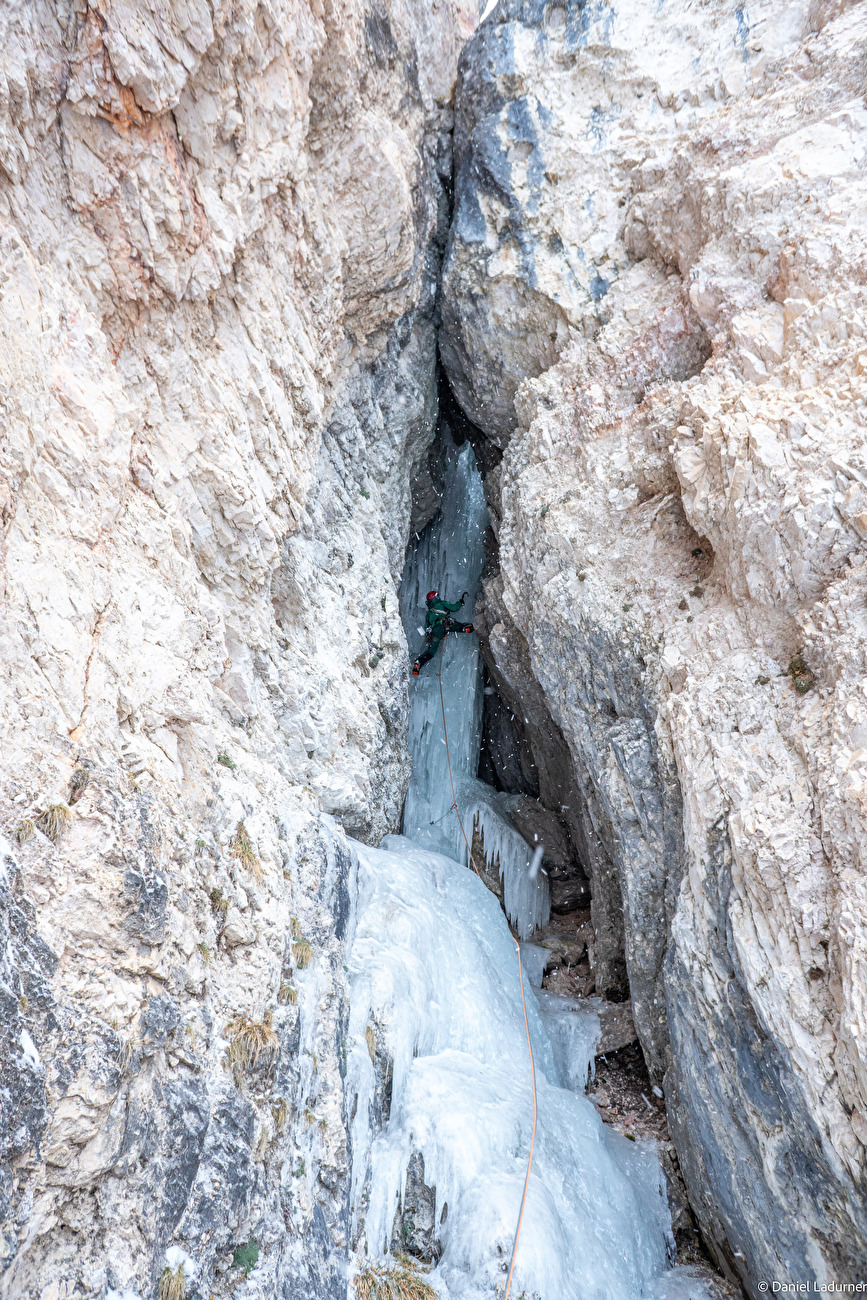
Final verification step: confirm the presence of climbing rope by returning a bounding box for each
[435,654,538,1300]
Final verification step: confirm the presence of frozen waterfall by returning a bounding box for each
[400,434,549,938]
[345,427,713,1299]
[347,839,672,1300]
[400,433,487,865]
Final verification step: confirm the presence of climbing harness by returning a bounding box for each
[435,653,538,1300]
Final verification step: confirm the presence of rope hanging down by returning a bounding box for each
[436,660,538,1300]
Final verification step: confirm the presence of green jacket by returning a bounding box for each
[425,596,463,635]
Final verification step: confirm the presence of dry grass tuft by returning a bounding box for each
[15,819,34,845]
[226,1011,279,1072]
[209,888,229,919]
[788,651,816,695]
[292,939,313,970]
[271,1096,289,1131]
[117,1036,137,1075]
[278,982,297,1006]
[159,1265,185,1300]
[353,1258,436,1300]
[37,803,71,844]
[231,820,262,878]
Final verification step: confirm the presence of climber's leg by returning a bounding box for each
[412,646,435,676]
[412,628,445,675]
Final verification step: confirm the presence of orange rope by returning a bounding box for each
[436,654,538,1300]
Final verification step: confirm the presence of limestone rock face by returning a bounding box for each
[0,0,472,1294]
[444,0,867,1291]
[441,0,856,446]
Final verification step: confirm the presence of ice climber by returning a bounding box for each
[412,589,474,675]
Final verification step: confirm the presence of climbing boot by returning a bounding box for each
[462,623,474,633]
[412,660,421,676]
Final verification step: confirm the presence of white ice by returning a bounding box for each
[346,427,713,1298]
[536,990,601,1093]
[460,778,550,939]
[400,435,547,940]
[517,942,549,990]
[646,1267,727,1299]
[401,434,488,866]
[347,838,673,1300]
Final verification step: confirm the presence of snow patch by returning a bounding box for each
[164,1246,196,1278]
[19,1029,41,1069]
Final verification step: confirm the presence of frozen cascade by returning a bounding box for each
[400,432,549,939]
[519,945,601,1093]
[346,423,713,1298]
[347,838,672,1299]
[400,432,488,865]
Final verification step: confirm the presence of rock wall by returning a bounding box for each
[442,0,867,1292]
[0,0,473,1295]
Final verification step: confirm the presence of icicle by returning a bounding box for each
[517,942,549,990]
[536,990,601,1092]
[457,779,550,939]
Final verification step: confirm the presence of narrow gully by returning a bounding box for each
[344,403,717,1298]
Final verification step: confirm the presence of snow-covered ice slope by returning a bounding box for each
[347,837,675,1299]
